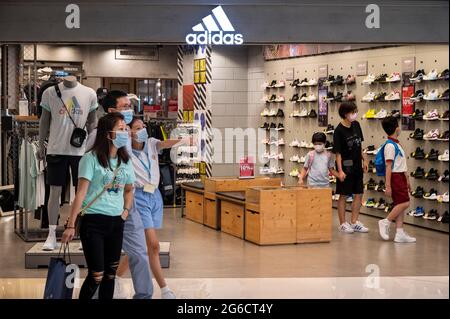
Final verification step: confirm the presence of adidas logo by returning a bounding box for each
[186,6,244,45]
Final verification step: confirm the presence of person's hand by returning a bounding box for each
[363,160,369,173]
[385,186,392,197]
[298,178,304,186]
[338,171,346,182]
[406,179,411,192]
[121,209,129,221]
[61,228,75,244]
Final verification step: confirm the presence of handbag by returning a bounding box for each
[66,165,120,236]
[54,85,87,148]
[43,243,74,299]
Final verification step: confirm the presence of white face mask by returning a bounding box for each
[348,113,358,122]
[314,144,325,152]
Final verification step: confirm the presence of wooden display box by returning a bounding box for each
[185,190,204,224]
[221,200,245,239]
[245,186,332,245]
[203,177,281,230]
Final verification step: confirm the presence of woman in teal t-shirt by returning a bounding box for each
[62,112,135,299]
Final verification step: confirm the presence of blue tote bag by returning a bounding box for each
[43,243,74,299]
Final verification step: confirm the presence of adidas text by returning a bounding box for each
[186,31,243,45]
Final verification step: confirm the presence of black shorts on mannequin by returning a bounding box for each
[336,172,364,195]
[46,155,82,186]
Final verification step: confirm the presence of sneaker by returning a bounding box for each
[323,75,335,86]
[274,95,285,103]
[423,109,440,120]
[290,79,300,87]
[290,93,299,102]
[346,196,354,203]
[375,109,388,119]
[334,92,344,102]
[333,75,345,86]
[439,110,449,121]
[438,89,449,101]
[268,94,277,102]
[364,109,376,119]
[423,129,440,140]
[260,122,269,130]
[366,178,377,190]
[374,92,387,101]
[325,124,335,134]
[299,108,308,117]
[425,149,439,161]
[38,67,53,74]
[385,91,401,101]
[377,200,386,210]
[276,152,284,160]
[410,167,425,179]
[374,73,388,83]
[275,123,285,131]
[345,74,356,85]
[386,72,401,82]
[394,231,416,243]
[326,92,335,101]
[308,109,318,118]
[268,109,277,117]
[351,221,369,233]
[408,207,423,217]
[325,141,333,150]
[423,89,439,101]
[305,94,317,102]
[364,198,376,207]
[411,109,424,120]
[276,138,285,146]
[269,123,277,130]
[299,78,309,86]
[410,147,425,159]
[289,168,299,177]
[423,210,438,220]
[299,140,308,148]
[362,92,376,102]
[113,277,129,299]
[299,156,306,163]
[423,69,438,81]
[374,198,385,209]
[437,192,449,203]
[290,155,300,162]
[438,69,449,80]
[290,110,301,118]
[342,91,356,102]
[363,74,376,84]
[440,211,449,223]
[363,145,376,154]
[376,180,386,193]
[267,80,277,88]
[276,109,285,117]
[409,89,425,102]
[261,138,269,145]
[276,167,285,174]
[425,169,439,181]
[439,170,449,183]
[260,108,270,116]
[307,142,315,149]
[423,188,438,200]
[289,139,300,147]
[378,219,391,240]
[368,160,376,173]
[274,80,286,88]
[339,222,354,234]
[161,288,176,299]
[42,235,57,251]
[409,128,424,140]
[438,150,449,162]
[410,69,425,82]
[390,110,401,118]
[299,93,308,102]
[411,186,425,198]
[307,78,318,86]
[438,130,449,141]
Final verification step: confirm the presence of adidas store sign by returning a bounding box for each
[186,6,244,45]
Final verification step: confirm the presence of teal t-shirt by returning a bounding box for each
[78,152,135,217]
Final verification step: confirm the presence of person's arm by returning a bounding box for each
[329,168,339,178]
[335,153,346,181]
[86,110,97,134]
[61,178,90,243]
[298,167,308,185]
[157,136,193,151]
[361,150,369,173]
[121,184,134,220]
[385,161,393,197]
[405,173,411,192]
[37,109,51,160]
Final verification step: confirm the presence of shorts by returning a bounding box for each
[135,188,164,229]
[391,173,410,205]
[46,155,82,187]
[336,172,364,196]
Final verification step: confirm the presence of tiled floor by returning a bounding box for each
[0,207,448,298]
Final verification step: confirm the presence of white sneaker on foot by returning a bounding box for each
[378,219,391,240]
[339,222,354,234]
[42,235,57,251]
[351,221,369,233]
[394,231,416,243]
[113,277,128,299]
[161,287,176,299]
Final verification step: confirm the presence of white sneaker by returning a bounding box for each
[307,142,315,149]
[299,156,306,163]
[423,89,439,101]
[274,81,285,88]
[423,129,440,140]
[375,109,388,119]
[42,235,57,251]
[290,110,301,118]
[438,150,449,161]
[305,94,317,102]
[437,192,449,203]
[423,69,438,81]
[299,108,308,117]
[394,231,416,243]
[290,155,300,162]
[351,221,369,233]
[378,219,391,240]
[38,67,53,74]
[362,92,376,102]
[339,222,354,234]
[307,78,318,86]
[385,91,401,101]
[276,152,284,160]
[386,72,401,82]
[260,108,270,116]
[363,74,376,84]
[275,95,285,102]
[423,109,439,120]
[300,140,308,148]
[161,288,176,299]
[289,139,300,147]
[277,138,285,146]
[113,277,129,299]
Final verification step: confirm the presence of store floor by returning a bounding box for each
[0,208,448,298]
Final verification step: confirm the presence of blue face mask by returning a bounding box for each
[120,109,134,124]
[111,131,129,149]
[135,128,148,143]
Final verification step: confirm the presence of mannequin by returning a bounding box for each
[38,76,98,250]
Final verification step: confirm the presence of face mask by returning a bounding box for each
[135,128,148,143]
[111,131,129,149]
[120,109,134,124]
[396,127,401,137]
[314,144,325,152]
[348,113,358,122]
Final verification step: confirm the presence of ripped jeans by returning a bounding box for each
[79,214,124,299]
